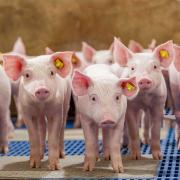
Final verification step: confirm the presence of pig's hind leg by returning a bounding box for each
[0,109,10,153]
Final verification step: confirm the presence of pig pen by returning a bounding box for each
[0,0,180,179]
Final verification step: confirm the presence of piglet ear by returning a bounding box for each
[128,40,143,53]
[82,42,96,62]
[174,45,180,72]
[113,37,133,67]
[72,70,93,96]
[3,54,25,81]
[45,47,54,55]
[71,52,82,69]
[153,40,174,68]
[50,51,72,78]
[148,39,156,50]
[118,77,138,99]
[12,37,26,55]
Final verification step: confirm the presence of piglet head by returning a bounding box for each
[72,70,138,127]
[3,52,72,103]
[113,38,175,92]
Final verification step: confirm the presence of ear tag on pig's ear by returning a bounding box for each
[159,49,169,59]
[54,58,64,69]
[71,54,78,64]
[122,82,135,91]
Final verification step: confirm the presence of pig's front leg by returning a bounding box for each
[59,87,71,158]
[150,107,163,160]
[102,128,111,160]
[126,106,141,160]
[0,110,9,153]
[109,121,124,173]
[81,114,99,171]
[48,113,62,170]
[141,111,150,144]
[38,115,46,160]
[25,116,41,168]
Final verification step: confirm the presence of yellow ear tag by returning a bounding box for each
[71,55,78,64]
[54,58,64,69]
[160,50,169,59]
[126,82,135,91]
[0,61,3,66]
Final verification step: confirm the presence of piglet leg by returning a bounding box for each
[25,116,41,168]
[0,110,10,153]
[81,114,99,171]
[109,122,124,173]
[141,111,150,144]
[150,107,163,160]
[48,113,62,170]
[126,107,141,160]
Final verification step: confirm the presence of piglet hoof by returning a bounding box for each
[48,160,60,170]
[131,151,141,160]
[29,156,41,168]
[59,150,65,159]
[111,156,124,173]
[152,150,162,160]
[83,155,96,171]
[0,145,9,154]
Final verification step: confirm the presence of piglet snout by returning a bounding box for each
[138,78,152,89]
[35,88,50,100]
[101,120,116,127]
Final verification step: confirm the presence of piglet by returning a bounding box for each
[169,45,180,149]
[82,42,114,65]
[3,52,72,170]
[113,38,174,160]
[0,65,11,153]
[72,64,138,172]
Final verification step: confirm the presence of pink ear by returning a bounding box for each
[51,51,72,78]
[71,52,82,69]
[82,42,96,62]
[118,77,138,98]
[128,40,143,53]
[174,45,180,72]
[45,47,54,55]
[154,40,174,68]
[12,37,26,55]
[148,39,156,50]
[113,37,133,66]
[72,70,93,96]
[3,54,25,81]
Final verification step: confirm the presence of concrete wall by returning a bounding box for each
[0,0,179,55]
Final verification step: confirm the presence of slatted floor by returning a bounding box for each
[0,128,179,179]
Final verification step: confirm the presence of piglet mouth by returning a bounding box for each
[100,120,116,127]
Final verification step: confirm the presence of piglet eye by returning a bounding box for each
[154,65,157,69]
[131,67,135,71]
[115,94,121,103]
[90,94,98,102]
[25,73,29,78]
[50,71,54,76]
